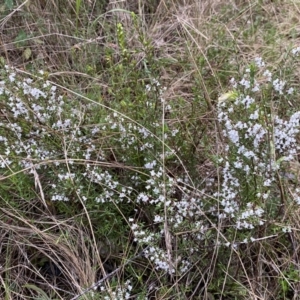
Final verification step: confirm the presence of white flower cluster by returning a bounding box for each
[128,171,207,273]
[0,68,65,173]
[145,77,167,104]
[273,112,300,157]
[292,46,300,56]
[98,279,132,300]
[129,220,175,274]
[217,57,300,231]
[51,194,70,201]
[236,203,264,229]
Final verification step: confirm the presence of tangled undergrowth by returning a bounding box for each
[1,0,300,299]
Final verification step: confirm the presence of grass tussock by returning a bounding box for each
[1,0,300,299]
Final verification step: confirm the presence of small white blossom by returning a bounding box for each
[263,70,272,82]
[273,78,285,94]
[239,78,250,89]
[282,226,292,233]
[254,57,265,68]
[292,46,300,56]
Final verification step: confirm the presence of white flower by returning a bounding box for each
[292,46,300,56]
[9,73,16,82]
[239,78,250,89]
[263,70,272,82]
[230,77,237,88]
[254,57,265,68]
[144,160,157,169]
[273,78,285,94]
[137,193,149,203]
[249,110,259,120]
[282,226,292,233]
[154,215,163,223]
[263,179,272,187]
[241,95,255,108]
[228,129,239,145]
[252,81,260,92]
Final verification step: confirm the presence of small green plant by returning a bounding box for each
[279,266,300,299]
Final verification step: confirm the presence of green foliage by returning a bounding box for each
[4,0,13,10]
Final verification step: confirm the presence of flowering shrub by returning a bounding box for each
[2,46,300,298]
[206,54,300,298]
[214,55,300,242]
[3,0,300,298]
[128,54,300,282]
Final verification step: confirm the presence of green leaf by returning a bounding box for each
[14,30,28,48]
[5,0,13,10]
[23,48,32,60]
[0,56,5,66]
